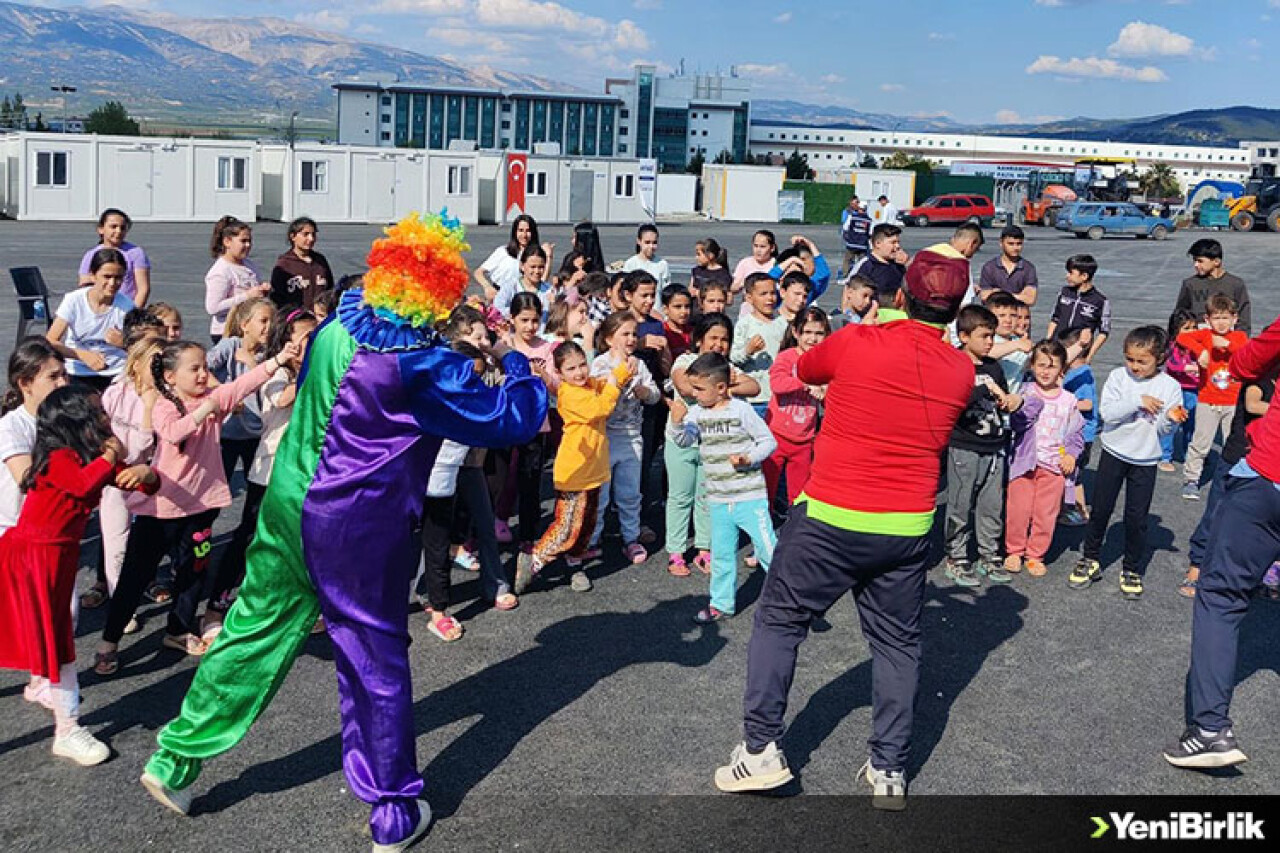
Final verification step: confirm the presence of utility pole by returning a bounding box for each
[50,84,76,132]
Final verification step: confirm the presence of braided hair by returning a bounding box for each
[151,341,205,451]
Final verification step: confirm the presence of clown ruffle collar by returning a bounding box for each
[338,289,440,353]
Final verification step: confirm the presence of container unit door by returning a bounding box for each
[117,149,153,217]
[569,169,593,221]
[365,159,396,222]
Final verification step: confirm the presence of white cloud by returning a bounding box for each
[773,12,792,24]
[633,0,663,8]
[880,83,904,92]
[737,63,789,78]
[1026,55,1167,82]
[996,109,1023,124]
[374,0,471,12]
[819,73,845,85]
[1108,20,1195,58]
[295,10,352,31]
[927,32,955,41]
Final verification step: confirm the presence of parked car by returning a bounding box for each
[898,194,995,227]
[1055,201,1176,240]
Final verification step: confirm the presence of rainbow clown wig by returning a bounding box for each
[362,210,471,328]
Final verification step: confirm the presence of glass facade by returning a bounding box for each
[583,103,598,156]
[566,102,582,154]
[532,100,547,143]
[635,71,653,158]
[653,107,688,171]
[463,96,479,142]
[481,99,497,148]
[394,93,410,147]
[446,95,462,145]
[549,101,565,150]
[429,94,445,149]
[732,103,750,163]
[599,104,615,156]
[410,93,427,148]
[515,98,531,150]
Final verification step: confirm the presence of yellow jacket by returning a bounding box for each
[554,362,632,491]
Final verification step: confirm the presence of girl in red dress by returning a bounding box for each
[0,384,158,765]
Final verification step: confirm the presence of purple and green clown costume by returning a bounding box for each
[144,287,546,846]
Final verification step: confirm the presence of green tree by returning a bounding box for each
[880,150,935,173]
[31,112,46,132]
[1140,163,1180,199]
[84,101,141,135]
[860,153,879,168]
[11,93,27,129]
[0,96,11,129]
[785,148,814,180]
[686,152,705,175]
[713,149,734,165]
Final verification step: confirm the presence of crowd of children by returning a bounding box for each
[0,206,1274,779]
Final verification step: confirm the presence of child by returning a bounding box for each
[1046,254,1110,364]
[699,280,730,317]
[545,294,595,359]
[667,313,761,577]
[622,223,671,287]
[419,439,470,642]
[208,309,318,630]
[732,230,779,296]
[830,275,878,329]
[1160,308,1200,473]
[627,272,670,532]
[662,283,694,360]
[0,340,69,536]
[0,384,157,765]
[269,216,334,314]
[1176,237,1251,333]
[93,337,300,673]
[668,353,778,623]
[149,302,184,341]
[1057,329,1096,528]
[776,272,812,324]
[495,244,555,319]
[516,342,631,594]
[691,238,732,300]
[585,271,617,326]
[944,306,1021,587]
[312,287,339,323]
[77,208,151,307]
[1004,340,1085,578]
[204,216,271,342]
[731,273,788,418]
[504,292,557,550]
[986,291,1032,392]
[588,312,660,564]
[770,235,831,305]
[46,247,134,391]
[1071,326,1186,598]
[764,307,829,510]
[1179,294,1249,500]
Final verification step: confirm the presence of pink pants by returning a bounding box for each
[1006,467,1064,560]
[99,486,132,595]
[763,434,813,506]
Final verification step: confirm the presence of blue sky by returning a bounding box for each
[61,0,1275,124]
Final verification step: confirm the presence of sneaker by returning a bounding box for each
[637,526,657,545]
[625,542,647,564]
[695,606,731,624]
[52,725,110,766]
[494,520,513,543]
[944,559,981,588]
[1058,506,1088,527]
[1163,727,1248,769]
[713,741,793,793]
[23,681,53,710]
[974,558,1012,585]
[140,770,193,815]
[861,759,907,811]
[1158,460,1177,473]
[513,550,539,595]
[1182,482,1200,501]
[371,799,433,853]
[1119,570,1144,599]
[570,571,592,592]
[1068,558,1102,589]
[123,615,141,635]
[1264,562,1280,589]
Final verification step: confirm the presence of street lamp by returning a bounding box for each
[50,85,76,133]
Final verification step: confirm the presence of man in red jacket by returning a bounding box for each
[713,244,975,810]
[1164,316,1280,771]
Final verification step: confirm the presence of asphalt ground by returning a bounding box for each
[1,219,1279,851]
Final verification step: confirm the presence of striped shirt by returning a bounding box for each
[669,397,776,504]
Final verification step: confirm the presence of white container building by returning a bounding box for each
[700,164,786,222]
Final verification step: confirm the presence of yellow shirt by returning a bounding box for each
[553,363,631,491]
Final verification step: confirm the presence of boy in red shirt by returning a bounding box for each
[1179,294,1249,500]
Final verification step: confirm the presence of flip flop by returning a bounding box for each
[79,583,108,609]
[93,650,119,676]
[427,613,464,642]
[493,593,519,611]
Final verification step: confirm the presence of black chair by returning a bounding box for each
[10,267,57,347]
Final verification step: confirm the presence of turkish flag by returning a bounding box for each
[506,153,527,218]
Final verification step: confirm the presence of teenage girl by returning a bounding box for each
[495,245,555,319]
[731,229,779,296]
[0,340,69,536]
[47,248,134,391]
[0,384,157,766]
[666,313,760,576]
[691,238,732,301]
[77,208,151,307]
[476,214,545,301]
[94,337,300,673]
[588,312,660,564]
[763,307,830,507]
[205,216,271,342]
[622,223,671,287]
[269,216,334,313]
[504,292,557,550]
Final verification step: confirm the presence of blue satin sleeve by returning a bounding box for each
[809,255,831,304]
[397,346,548,448]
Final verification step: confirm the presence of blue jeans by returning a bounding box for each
[709,498,776,614]
[1159,390,1198,463]
[592,431,643,546]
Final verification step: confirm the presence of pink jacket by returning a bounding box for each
[101,376,157,511]
[132,362,273,519]
[766,347,821,445]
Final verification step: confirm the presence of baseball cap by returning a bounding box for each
[904,248,970,311]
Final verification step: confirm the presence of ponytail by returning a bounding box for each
[211,215,250,259]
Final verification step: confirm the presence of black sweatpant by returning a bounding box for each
[742,501,931,773]
[1082,447,1158,574]
[417,495,456,612]
[512,435,545,545]
[221,437,260,491]
[103,509,220,643]
[208,481,267,610]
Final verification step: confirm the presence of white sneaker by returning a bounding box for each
[23,681,53,710]
[713,741,793,792]
[51,725,110,766]
[861,759,907,811]
[371,799,432,853]
[140,771,193,815]
[123,615,141,635]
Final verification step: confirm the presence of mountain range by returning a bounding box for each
[0,1,1277,147]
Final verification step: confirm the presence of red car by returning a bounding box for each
[899,194,995,227]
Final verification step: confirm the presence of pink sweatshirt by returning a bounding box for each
[133,362,274,519]
[101,376,157,511]
[766,347,822,445]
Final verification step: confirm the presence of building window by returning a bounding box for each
[381,131,391,141]
[447,165,472,195]
[690,147,697,153]
[301,160,328,193]
[382,114,391,124]
[34,151,69,187]
[768,133,775,139]
[620,126,629,136]
[381,95,391,106]
[217,156,248,191]
[501,120,511,130]
[615,174,635,197]
[526,170,548,196]
[620,109,630,119]
[702,130,708,136]
[619,143,628,153]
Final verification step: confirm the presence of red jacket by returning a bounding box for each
[1234,318,1280,482]
[767,347,821,444]
[797,320,973,519]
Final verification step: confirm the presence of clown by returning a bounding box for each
[139,213,547,852]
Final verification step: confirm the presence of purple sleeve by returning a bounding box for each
[78,248,94,276]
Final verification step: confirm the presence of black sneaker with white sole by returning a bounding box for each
[1163,726,1248,769]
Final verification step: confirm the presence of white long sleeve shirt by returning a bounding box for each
[1097,366,1183,465]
